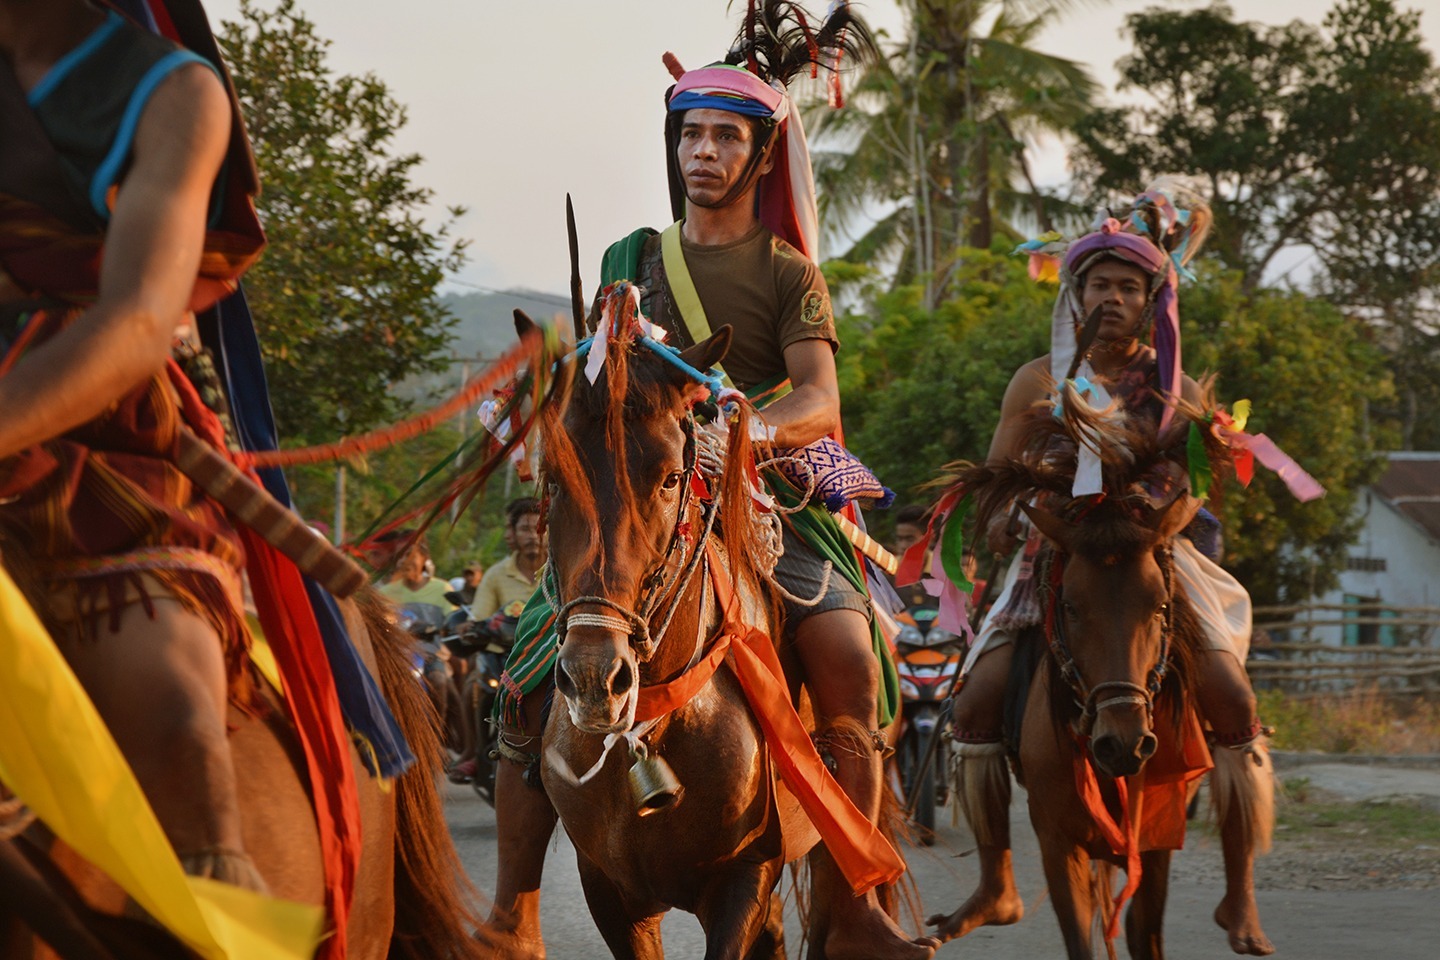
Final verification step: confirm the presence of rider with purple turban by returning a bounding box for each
[926,181,1278,957]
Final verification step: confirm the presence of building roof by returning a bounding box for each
[1374,452,1440,544]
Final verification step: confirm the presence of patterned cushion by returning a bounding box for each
[771,436,895,512]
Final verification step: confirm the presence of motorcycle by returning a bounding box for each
[398,601,468,754]
[893,603,965,844]
[441,593,518,806]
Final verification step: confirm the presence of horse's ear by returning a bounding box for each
[1148,493,1202,543]
[514,309,537,338]
[1018,501,1073,552]
[679,324,732,376]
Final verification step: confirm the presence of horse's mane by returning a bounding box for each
[541,305,775,607]
[957,378,1232,737]
[943,375,1233,554]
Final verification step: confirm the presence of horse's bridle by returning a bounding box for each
[544,411,719,663]
[1042,544,1176,737]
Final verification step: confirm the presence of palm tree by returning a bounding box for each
[808,1,1101,306]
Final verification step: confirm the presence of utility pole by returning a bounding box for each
[333,463,346,545]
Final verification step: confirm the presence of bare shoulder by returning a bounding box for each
[1006,356,1053,404]
[131,60,230,175]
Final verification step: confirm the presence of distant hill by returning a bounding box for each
[440,288,572,360]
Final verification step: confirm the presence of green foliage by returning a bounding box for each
[808,1,1099,302]
[836,252,1387,605]
[218,0,466,442]
[836,248,1052,512]
[1071,0,1440,450]
[286,421,537,578]
[1258,688,1440,755]
[1182,266,1392,604]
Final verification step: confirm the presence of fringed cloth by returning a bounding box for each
[0,319,258,708]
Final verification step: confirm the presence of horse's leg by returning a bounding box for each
[695,860,783,960]
[574,851,663,960]
[481,688,556,960]
[1037,839,1096,960]
[1124,850,1170,960]
[742,891,787,960]
[1197,651,1275,957]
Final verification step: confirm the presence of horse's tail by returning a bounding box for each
[356,588,488,959]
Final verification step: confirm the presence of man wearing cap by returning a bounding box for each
[480,6,936,960]
[927,184,1275,956]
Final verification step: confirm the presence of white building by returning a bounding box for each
[1312,451,1440,647]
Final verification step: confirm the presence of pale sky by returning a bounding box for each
[204,0,1440,297]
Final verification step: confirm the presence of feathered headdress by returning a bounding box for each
[663,1,874,262]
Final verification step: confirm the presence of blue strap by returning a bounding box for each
[199,290,416,779]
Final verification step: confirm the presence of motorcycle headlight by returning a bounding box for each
[486,677,500,688]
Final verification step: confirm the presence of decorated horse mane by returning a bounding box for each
[949,376,1234,559]
[540,286,778,611]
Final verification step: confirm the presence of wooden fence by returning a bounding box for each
[1247,604,1440,699]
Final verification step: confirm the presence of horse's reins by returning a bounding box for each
[547,411,718,666]
[1043,544,1176,738]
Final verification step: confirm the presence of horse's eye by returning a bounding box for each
[661,472,683,491]
[1062,600,1077,619]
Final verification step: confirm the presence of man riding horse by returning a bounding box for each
[482,4,936,959]
[0,1,417,951]
[925,181,1277,956]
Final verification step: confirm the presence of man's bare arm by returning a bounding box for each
[0,63,229,460]
[985,357,1052,463]
[757,338,840,448]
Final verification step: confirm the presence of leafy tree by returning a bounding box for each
[219,0,466,442]
[836,252,1390,606]
[1073,0,1440,449]
[809,0,1099,306]
[1070,3,1324,288]
[1182,268,1392,605]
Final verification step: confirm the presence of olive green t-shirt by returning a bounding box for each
[637,224,838,392]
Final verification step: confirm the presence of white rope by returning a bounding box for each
[565,612,633,635]
[545,718,659,788]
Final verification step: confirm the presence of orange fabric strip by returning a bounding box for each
[702,545,905,894]
[633,637,732,723]
[1072,751,1141,942]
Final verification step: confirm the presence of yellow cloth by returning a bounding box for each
[0,566,323,960]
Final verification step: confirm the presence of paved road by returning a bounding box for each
[443,770,1440,960]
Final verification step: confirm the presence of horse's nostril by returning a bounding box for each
[555,662,578,700]
[1091,735,1119,768]
[609,658,635,698]
[1138,734,1158,760]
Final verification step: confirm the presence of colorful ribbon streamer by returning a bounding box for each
[0,567,323,960]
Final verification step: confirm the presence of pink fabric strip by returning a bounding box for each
[1233,432,1326,502]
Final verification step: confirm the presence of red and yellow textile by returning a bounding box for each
[0,3,362,954]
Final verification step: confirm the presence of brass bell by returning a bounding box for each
[627,753,683,816]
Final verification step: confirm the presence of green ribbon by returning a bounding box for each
[940,496,973,593]
[1188,420,1212,501]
